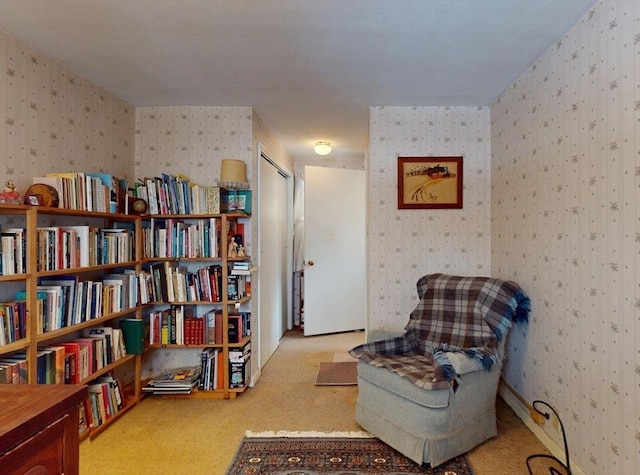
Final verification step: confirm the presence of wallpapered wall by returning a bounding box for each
[367,106,492,330]
[134,106,255,376]
[2,2,638,471]
[491,1,638,473]
[133,107,293,377]
[135,106,253,184]
[0,31,135,194]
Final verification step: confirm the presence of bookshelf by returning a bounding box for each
[0,200,253,441]
[141,211,253,399]
[0,203,143,439]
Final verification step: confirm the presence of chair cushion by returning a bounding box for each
[357,360,451,409]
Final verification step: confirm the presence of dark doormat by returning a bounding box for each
[314,361,358,386]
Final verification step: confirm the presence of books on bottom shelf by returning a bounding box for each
[143,366,201,395]
[84,374,125,431]
[198,348,223,391]
[229,341,251,389]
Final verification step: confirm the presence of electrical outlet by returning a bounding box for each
[530,407,546,425]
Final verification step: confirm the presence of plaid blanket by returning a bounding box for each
[349,273,530,389]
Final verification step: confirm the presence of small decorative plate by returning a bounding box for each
[24,183,60,207]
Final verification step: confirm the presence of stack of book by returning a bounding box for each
[230,261,253,276]
[142,366,201,395]
[229,341,251,389]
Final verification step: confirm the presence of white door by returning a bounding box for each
[258,153,290,368]
[303,166,365,336]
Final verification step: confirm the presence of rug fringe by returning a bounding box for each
[244,430,375,438]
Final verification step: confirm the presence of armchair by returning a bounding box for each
[349,273,530,468]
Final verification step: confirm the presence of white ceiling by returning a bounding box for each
[0,0,596,163]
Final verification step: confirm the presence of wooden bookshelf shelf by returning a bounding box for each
[0,204,144,439]
[142,212,253,399]
[1,194,254,441]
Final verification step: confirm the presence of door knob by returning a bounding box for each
[307,260,315,266]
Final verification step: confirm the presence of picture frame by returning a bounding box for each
[397,156,463,209]
[26,194,43,206]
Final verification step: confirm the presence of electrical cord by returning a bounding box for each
[525,400,571,475]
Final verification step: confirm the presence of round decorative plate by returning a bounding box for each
[24,183,60,207]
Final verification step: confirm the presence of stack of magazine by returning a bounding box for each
[142,366,201,395]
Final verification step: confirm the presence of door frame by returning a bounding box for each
[255,143,294,376]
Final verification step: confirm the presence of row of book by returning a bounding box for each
[136,174,223,216]
[37,225,134,272]
[0,224,135,275]
[148,309,251,346]
[32,172,124,213]
[148,306,208,346]
[0,327,127,385]
[199,341,251,391]
[34,273,138,334]
[142,261,230,304]
[199,348,223,391]
[0,301,27,346]
[84,374,125,432]
[31,171,238,217]
[1,268,249,344]
[0,228,25,275]
[1,273,138,344]
[143,217,220,259]
[1,216,244,278]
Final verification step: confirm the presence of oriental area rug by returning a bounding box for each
[225,431,474,475]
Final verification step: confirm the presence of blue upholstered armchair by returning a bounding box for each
[349,273,530,468]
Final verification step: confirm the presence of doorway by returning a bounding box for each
[303,166,366,336]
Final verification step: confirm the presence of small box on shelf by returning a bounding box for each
[120,319,145,355]
[221,189,251,214]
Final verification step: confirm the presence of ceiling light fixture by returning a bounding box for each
[314,141,332,156]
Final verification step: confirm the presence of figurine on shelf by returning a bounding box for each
[228,236,238,258]
[0,180,21,204]
[237,244,246,257]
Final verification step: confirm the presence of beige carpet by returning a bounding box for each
[333,351,357,362]
[80,329,553,474]
[315,361,358,385]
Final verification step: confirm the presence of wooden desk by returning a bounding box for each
[0,385,87,475]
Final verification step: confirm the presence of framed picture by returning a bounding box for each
[397,156,463,209]
[26,194,43,206]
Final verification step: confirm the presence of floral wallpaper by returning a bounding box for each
[491,1,638,473]
[134,107,293,378]
[367,106,492,330]
[134,106,253,185]
[134,105,254,375]
[2,1,638,471]
[0,31,135,194]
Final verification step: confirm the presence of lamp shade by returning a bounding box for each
[219,159,249,188]
[314,141,332,155]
